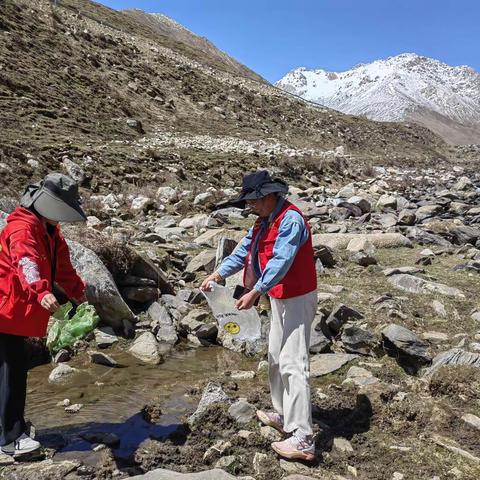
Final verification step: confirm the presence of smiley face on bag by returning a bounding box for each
[224,322,240,335]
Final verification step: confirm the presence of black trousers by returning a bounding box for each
[0,333,27,446]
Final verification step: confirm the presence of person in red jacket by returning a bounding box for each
[0,173,87,456]
[201,171,318,461]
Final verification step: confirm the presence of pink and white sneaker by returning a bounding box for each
[256,410,285,433]
[271,432,315,461]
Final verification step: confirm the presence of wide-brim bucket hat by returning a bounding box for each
[223,170,289,209]
[20,173,87,222]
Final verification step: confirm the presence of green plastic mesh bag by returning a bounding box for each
[47,302,100,353]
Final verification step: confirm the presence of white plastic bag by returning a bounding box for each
[202,282,261,341]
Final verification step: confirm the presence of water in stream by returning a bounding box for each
[25,345,257,462]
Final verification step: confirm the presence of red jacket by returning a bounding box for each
[0,208,85,337]
[245,200,317,299]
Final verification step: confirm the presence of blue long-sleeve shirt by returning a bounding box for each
[216,198,309,294]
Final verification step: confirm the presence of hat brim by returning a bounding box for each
[33,190,86,222]
[222,182,289,209]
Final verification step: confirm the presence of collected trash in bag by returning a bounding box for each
[47,302,100,353]
[202,282,261,341]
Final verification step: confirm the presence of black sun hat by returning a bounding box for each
[225,171,289,209]
[20,173,87,222]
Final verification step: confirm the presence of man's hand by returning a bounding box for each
[41,293,60,313]
[235,289,261,310]
[200,271,223,292]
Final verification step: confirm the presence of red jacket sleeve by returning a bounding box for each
[54,231,86,300]
[8,229,52,304]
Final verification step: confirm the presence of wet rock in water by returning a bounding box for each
[228,399,256,424]
[82,432,120,447]
[94,326,118,348]
[188,382,231,426]
[148,301,178,345]
[53,349,71,363]
[48,363,78,384]
[423,348,480,377]
[388,274,465,298]
[310,353,358,377]
[343,366,379,387]
[2,459,81,479]
[341,325,378,355]
[65,403,83,414]
[382,324,431,374]
[67,240,135,329]
[129,332,162,365]
[89,351,119,368]
[325,304,364,337]
[186,249,217,273]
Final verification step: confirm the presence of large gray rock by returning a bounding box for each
[312,233,412,250]
[388,274,465,298]
[325,304,363,336]
[382,324,431,374]
[48,363,78,384]
[94,326,119,348]
[228,399,256,424]
[1,459,81,480]
[341,325,377,355]
[188,383,230,426]
[130,252,174,294]
[128,332,162,365]
[424,348,480,377]
[67,240,134,329]
[310,353,358,377]
[129,468,255,480]
[148,301,178,345]
[406,227,453,247]
[186,249,217,273]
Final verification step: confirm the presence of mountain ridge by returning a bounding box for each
[276,53,480,145]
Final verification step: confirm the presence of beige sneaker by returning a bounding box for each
[256,410,285,433]
[271,433,315,461]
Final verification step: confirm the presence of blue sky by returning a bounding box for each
[98,0,479,82]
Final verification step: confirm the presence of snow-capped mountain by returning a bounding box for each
[275,53,480,144]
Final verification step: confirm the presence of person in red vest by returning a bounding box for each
[0,173,87,456]
[201,171,318,461]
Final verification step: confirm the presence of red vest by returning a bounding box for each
[244,200,317,299]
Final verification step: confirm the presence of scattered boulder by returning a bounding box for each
[129,332,162,365]
[341,325,378,356]
[94,326,119,348]
[228,399,256,424]
[424,348,480,377]
[67,240,135,329]
[310,353,358,377]
[325,304,363,337]
[388,274,465,298]
[89,351,119,368]
[189,383,230,426]
[48,364,78,384]
[382,324,431,374]
[312,233,411,250]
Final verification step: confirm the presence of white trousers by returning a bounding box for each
[268,290,317,436]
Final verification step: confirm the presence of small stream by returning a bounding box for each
[25,345,257,462]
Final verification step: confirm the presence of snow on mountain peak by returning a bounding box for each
[275,53,480,144]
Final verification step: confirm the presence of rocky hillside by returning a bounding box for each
[276,53,480,145]
[0,0,453,200]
